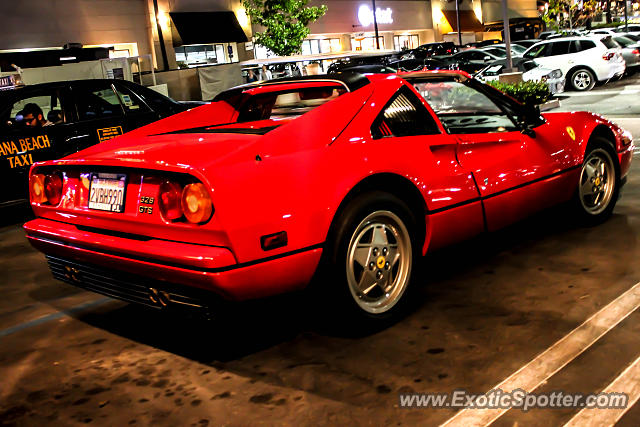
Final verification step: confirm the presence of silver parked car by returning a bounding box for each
[612,35,640,73]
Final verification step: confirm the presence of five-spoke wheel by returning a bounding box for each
[574,140,619,224]
[323,191,419,322]
[346,210,412,314]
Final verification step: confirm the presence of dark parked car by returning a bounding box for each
[512,39,542,49]
[401,42,459,59]
[387,58,452,72]
[326,54,398,73]
[0,78,194,208]
[434,48,506,74]
[328,64,397,74]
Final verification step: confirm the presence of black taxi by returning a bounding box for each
[0,77,194,207]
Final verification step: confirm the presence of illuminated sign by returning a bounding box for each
[358,5,393,27]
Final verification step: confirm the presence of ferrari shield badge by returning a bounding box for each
[566,126,576,141]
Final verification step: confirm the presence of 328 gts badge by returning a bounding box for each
[139,196,154,214]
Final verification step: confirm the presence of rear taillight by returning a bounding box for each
[633,49,640,55]
[158,181,183,221]
[603,52,615,60]
[30,172,63,205]
[44,173,63,206]
[181,183,213,224]
[30,174,47,204]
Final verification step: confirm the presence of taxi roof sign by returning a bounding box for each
[0,74,24,91]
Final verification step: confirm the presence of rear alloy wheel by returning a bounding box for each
[324,192,420,323]
[570,68,596,91]
[575,143,619,224]
[346,210,412,315]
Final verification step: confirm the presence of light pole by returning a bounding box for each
[455,0,462,46]
[372,0,380,49]
[502,0,513,72]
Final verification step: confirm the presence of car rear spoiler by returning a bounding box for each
[213,72,370,102]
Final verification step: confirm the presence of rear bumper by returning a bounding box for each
[24,218,323,302]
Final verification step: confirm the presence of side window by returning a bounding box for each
[2,90,66,129]
[135,86,177,112]
[548,41,570,56]
[74,84,124,121]
[580,40,596,51]
[113,84,152,114]
[569,41,580,53]
[371,86,440,139]
[410,80,518,134]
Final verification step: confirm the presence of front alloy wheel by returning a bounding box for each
[571,69,595,91]
[579,148,616,216]
[346,210,412,314]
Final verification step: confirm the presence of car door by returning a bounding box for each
[69,81,129,151]
[410,78,568,231]
[0,85,76,204]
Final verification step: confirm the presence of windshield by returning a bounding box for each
[614,36,636,47]
[524,44,546,58]
[601,37,619,49]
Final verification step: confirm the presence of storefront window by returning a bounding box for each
[394,35,419,51]
[301,39,342,55]
[175,44,226,67]
[351,37,385,51]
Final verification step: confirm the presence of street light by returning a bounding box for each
[502,0,513,72]
[372,0,380,49]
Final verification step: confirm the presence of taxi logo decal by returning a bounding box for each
[0,134,51,168]
[97,126,123,143]
[566,126,576,141]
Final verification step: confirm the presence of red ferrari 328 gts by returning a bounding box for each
[24,71,633,321]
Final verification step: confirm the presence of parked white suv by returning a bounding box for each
[521,36,625,91]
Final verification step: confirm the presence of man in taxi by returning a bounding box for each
[19,103,52,127]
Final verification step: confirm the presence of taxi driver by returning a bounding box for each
[20,103,51,127]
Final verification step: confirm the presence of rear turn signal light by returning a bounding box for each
[30,174,47,204]
[602,52,615,60]
[158,181,183,221]
[44,173,63,206]
[181,183,213,224]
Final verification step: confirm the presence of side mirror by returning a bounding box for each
[520,104,542,138]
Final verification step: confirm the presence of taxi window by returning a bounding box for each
[114,85,151,114]
[2,91,66,129]
[75,85,124,121]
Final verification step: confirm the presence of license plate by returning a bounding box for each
[88,173,127,212]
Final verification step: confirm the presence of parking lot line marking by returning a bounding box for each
[0,297,111,339]
[562,354,640,427]
[440,281,640,427]
[564,89,640,97]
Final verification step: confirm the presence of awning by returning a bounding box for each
[442,10,484,32]
[169,12,248,45]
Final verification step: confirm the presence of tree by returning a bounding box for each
[242,0,328,56]
[542,0,598,31]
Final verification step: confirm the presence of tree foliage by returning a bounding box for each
[242,0,328,56]
[542,0,599,31]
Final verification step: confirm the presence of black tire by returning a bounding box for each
[322,191,422,325]
[569,68,596,91]
[573,138,620,225]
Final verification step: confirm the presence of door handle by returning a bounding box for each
[64,134,90,143]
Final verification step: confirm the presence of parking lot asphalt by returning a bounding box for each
[1,76,640,426]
